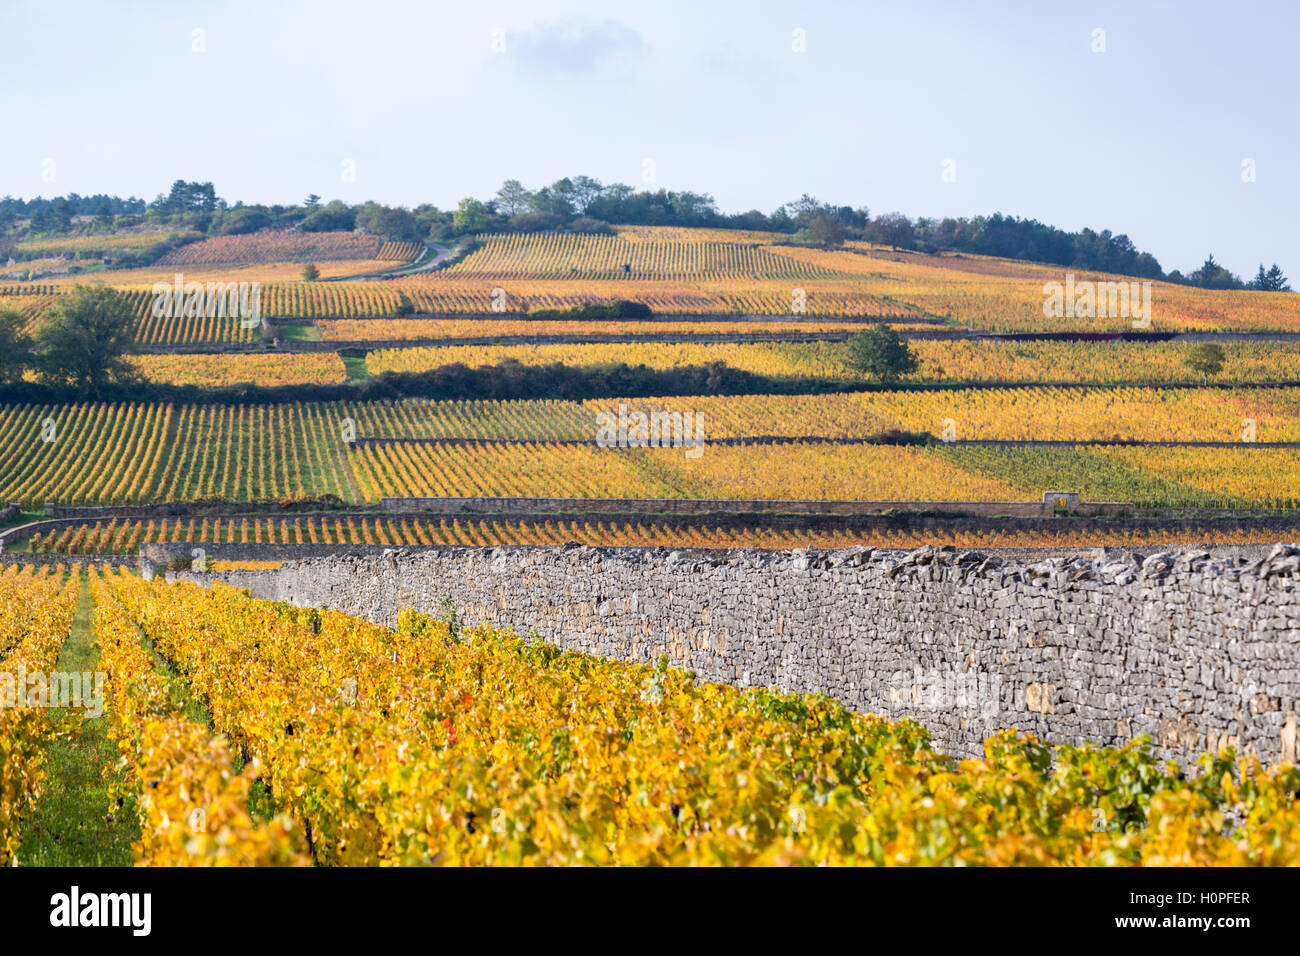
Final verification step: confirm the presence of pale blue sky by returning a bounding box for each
[2,0,1296,277]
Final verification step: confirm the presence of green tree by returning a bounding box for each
[1249,263,1292,292]
[846,324,918,383]
[529,183,575,219]
[33,284,136,396]
[452,198,489,234]
[1183,343,1226,384]
[0,309,32,384]
[301,263,320,281]
[301,200,355,232]
[357,205,419,241]
[1188,254,1243,290]
[784,193,826,225]
[569,175,604,214]
[1265,264,1292,292]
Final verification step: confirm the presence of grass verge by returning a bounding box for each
[342,354,373,382]
[16,574,138,866]
[277,322,322,342]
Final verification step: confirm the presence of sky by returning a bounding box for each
[1,0,1296,277]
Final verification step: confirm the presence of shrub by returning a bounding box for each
[526,299,653,320]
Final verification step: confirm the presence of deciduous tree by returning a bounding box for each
[33,284,136,396]
[846,324,919,383]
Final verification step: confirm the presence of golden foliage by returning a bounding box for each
[97,573,1300,866]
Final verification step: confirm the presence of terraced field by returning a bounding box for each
[27,514,1300,556]
[12,231,193,255]
[347,439,1300,508]
[363,338,1300,384]
[445,228,850,280]
[154,231,418,266]
[129,352,347,387]
[4,391,1300,508]
[316,317,911,341]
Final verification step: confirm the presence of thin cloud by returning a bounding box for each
[699,51,782,85]
[511,19,647,77]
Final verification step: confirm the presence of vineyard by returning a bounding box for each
[3,285,260,346]
[12,0,1300,891]
[155,231,419,266]
[5,394,1300,508]
[0,571,1271,865]
[0,568,80,864]
[12,231,192,255]
[378,241,422,261]
[363,337,1300,384]
[129,353,347,388]
[270,278,916,319]
[346,439,1300,507]
[73,259,414,288]
[780,243,1300,333]
[0,402,346,507]
[26,514,1300,555]
[582,387,1300,443]
[364,340,861,378]
[445,228,854,280]
[902,339,1300,384]
[406,227,1300,330]
[347,440,1023,501]
[0,292,60,335]
[5,226,1300,337]
[5,224,1300,875]
[316,317,900,342]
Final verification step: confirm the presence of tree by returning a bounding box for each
[33,284,136,396]
[357,205,419,241]
[845,324,919,383]
[304,194,321,209]
[214,205,271,235]
[301,200,355,232]
[0,309,32,384]
[164,179,189,216]
[160,180,219,218]
[1187,254,1243,290]
[1183,343,1226,384]
[784,193,826,225]
[452,198,488,234]
[494,180,532,216]
[193,182,218,213]
[301,263,320,281]
[665,190,718,223]
[1249,263,1292,292]
[808,213,846,248]
[569,175,604,214]
[866,212,915,250]
[50,198,73,233]
[529,183,575,219]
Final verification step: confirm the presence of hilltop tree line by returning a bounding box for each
[1,178,1290,292]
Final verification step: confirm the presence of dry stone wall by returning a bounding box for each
[183,543,1300,766]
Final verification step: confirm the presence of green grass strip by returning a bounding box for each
[16,574,138,866]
